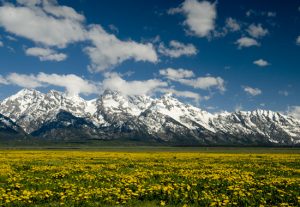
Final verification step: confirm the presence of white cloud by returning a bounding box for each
[42,1,85,22]
[102,72,167,96]
[225,17,240,32]
[235,37,260,49]
[4,72,98,96]
[16,0,41,7]
[1,70,223,104]
[296,36,300,45]
[6,73,43,88]
[0,40,3,47]
[159,68,195,80]
[0,1,158,71]
[243,86,262,96]
[253,59,270,67]
[25,47,67,61]
[160,68,225,92]
[167,7,182,15]
[2,72,168,97]
[158,40,197,58]
[178,76,226,92]
[247,24,268,38]
[169,0,217,38]
[37,73,98,96]
[84,25,158,72]
[287,106,300,120]
[213,17,240,38]
[0,3,86,48]
[0,75,8,84]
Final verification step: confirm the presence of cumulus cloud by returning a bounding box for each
[0,40,3,47]
[6,73,43,88]
[16,0,85,22]
[287,106,300,120]
[42,1,85,22]
[247,24,268,38]
[235,37,260,49]
[158,40,197,58]
[16,0,42,7]
[1,70,220,104]
[25,47,67,61]
[4,72,98,96]
[253,59,270,67]
[169,0,217,38]
[0,75,8,85]
[102,72,167,96]
[178,76,226,92]
[2,72,169,97]
[0,2,86,48]
[159,68,195,80]
[243,86,262,96]
[213,17,240,38]
[0,1,158,71]
[160,68,225,92]
[84,25,158,72]
[225,17,240,32]
[37,73,98,96]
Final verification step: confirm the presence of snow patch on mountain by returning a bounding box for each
[0,88,299,145]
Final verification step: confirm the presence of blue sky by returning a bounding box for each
[0,0,299,115]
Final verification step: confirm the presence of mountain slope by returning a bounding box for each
[0,89,96,133]
[0,113,27,140]
[212,110,300,145]
[138,94,217,144]
[31,110,103,140]
[0,89,299,145]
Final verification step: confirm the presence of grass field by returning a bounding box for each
[0,149,299,206]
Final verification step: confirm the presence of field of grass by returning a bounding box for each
[0,149,299,206]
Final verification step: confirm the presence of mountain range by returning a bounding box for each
[0,88,299,146]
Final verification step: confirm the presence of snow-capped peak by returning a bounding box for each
[143,94,215,132]
[4,88,43,102]
[0,88,299,145]
[0,89,96,132]
[98,89,154,117]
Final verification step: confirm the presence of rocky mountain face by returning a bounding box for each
[31,110,103,140]
[0,88,299,145]
[0,89,96,133]
[0,113,27,140]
